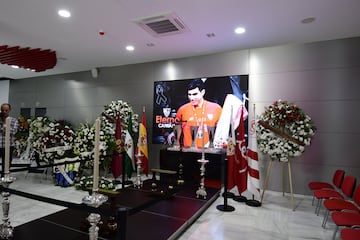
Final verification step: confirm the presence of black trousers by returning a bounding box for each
[0,146,14,177]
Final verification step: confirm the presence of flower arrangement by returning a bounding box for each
[257,100,316,162]
[73,123,113,168]
[40,120,76,162]
[14,116,31,157]
[29,116,52,156]
[75,175,115,191]
[101,100,139,136]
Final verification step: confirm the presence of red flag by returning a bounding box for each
[137,107,149,175]
[247,118,260,199]
[112,115,123,178]
[234,107,247,194]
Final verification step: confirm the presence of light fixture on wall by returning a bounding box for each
[91,68,99,78]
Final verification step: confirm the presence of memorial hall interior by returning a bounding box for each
[1,1,360,239]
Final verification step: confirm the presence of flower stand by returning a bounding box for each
[260,158,295,211]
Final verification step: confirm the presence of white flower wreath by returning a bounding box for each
[73,123,110,167]
[29,116,52,157]
[40,121,76,162]
[101,100,139,135]
[256,100,316,162]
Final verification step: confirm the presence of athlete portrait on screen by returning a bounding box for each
[175,79,222,148]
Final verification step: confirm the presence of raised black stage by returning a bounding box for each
[13,186,220,240]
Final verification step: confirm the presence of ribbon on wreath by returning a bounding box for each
[54,156,80,187]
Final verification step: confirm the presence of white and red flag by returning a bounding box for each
[234,107,248,194]
[246,114,260,199]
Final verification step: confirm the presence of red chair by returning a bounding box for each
[322,184,360,228]
[331,212,360,239]
[313,175,356,215]
[340,227,360,240]
[308,169,345,205]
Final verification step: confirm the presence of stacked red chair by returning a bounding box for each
[340,227,360,240]
[322,184,360,228]
[308,169,345,205]
[331,212,360,239]
[313,175,356,215]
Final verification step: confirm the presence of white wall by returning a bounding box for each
[249,38,360,193]
[0,80,9,105]
[9,37,360,195]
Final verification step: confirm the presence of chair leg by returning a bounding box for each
[332,225,338,240]
[315,199,322,215]
[322,210,329,228]
[311,196,315,205]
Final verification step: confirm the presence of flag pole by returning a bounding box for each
[216,155,235,212]
[246,103,261,207]
[216,106,235,212]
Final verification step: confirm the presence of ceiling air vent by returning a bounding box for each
[134,12,189,37]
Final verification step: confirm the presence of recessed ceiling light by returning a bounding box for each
[58,9,71,18]
[234,27,246,34]
[126,45,135,51]
[11,65,19,69]
[301,17,315,24]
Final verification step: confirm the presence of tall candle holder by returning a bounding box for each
[196,155,208,199]
[0,173,15,239]
[196,123,208,199]
[82,118,108,240]
[82,190,108,240]
[134,151,143,189]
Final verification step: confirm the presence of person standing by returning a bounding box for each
[0,103,18,176]
[175,79,222,148]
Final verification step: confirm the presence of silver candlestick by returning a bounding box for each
[0,173,15,240]
[82,190,108,240]
[134,151,143,189]
[196,157,209,199]
[87,213,102,240]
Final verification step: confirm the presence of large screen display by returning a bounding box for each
[152,75,249,144]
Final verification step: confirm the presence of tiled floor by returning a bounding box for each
[1,170,339,240]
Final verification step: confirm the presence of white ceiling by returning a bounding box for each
[1,0,360,80]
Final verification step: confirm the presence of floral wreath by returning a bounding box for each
[39,120,76,162]
[73,123,111,168]
[29,116,52,157]
[14,116,31,157]
[101,100,139,136]
[256,100,316,162]
[75,175,115,191]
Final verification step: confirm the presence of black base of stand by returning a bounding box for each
[233,195,247,202]
[216,204,235,212]
[246,199,261,207]
[222,192,235,198]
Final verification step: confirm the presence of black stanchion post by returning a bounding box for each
[246,194,261,207]
[216,157,235,212]
[116,207,128,240]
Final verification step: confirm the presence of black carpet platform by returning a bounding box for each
[12,185,220,240]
